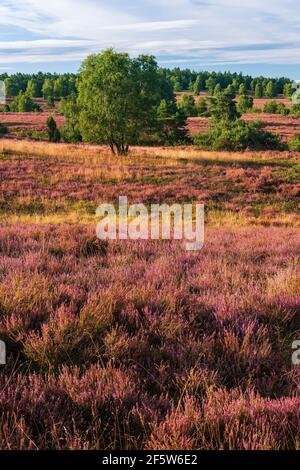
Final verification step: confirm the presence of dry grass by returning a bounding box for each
[1,138,297,165]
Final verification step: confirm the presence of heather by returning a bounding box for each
[0,141,299,450]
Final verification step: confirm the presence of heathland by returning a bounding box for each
[0,51,299,450]
[0,139,299,449]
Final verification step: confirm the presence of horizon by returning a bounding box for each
[0,1,300,79]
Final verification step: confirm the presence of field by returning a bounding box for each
[0,112,65,138]
[189,114,300,142]
[0,139,299,450]
[1,95,299,142]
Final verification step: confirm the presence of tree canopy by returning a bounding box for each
[77,50,162,154]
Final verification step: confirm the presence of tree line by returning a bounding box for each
[0,67,292,102]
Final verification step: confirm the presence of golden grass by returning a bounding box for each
[267,263,300,296]
[0,138,296,166]
[2,209,299,228]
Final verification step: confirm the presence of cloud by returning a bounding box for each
[0,0,299,68]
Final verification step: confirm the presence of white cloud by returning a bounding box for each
[0,0,299,67]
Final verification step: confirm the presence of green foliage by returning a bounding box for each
[255,83,263,98]
[11,92,41,112]
[26,79,40,97]
[1,69,291,104]
[213,83,222,95]
[46,117,61,143]
[42,78,54,100]
[177,94,197,117]
[194,119,283,151]
[195,91,282,151]
[291,103,300,116]
[237,94,254,113]
[209,91,240,122]
[288,136,300,152]
[283,83,293,98]
[60,96,82,143]
[53,76,70,98]
[1,104,10,113]
[0,123,7,135]
[157,99,190,145]
[77,49,162,154]
[193,74,205,95]
[265,81,276,98]
[238,83,247,95]
[263,100,290,115]
[196,97,208,116]
[206,76,218,95]
[47,96,55,108]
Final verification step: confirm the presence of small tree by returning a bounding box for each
[196,97,208,116]
[288,135,300,151]
[206,77,218,95]
[291,103,300,116]
[0,123,7,135]
[283,83,293,98]
[177,94,197,117]
[60,96,82,143]
[157,99,190,145]
[11,92,41,112]
[209,91,240,122]
[1,104,10,113]
[42,78,54,100]
[238,83,247,95]
[46,116,60,142]
[265,81,276,98]
[255,83,263,98]
[47,96,55,108]
[193,75,205,96]
[26,79,39,97]
[237,94,254,113]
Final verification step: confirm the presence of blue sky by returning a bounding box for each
[0,0,300,78]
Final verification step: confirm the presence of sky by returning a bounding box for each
[0,0,300,78]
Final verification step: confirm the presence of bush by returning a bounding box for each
[59,96,82,143]
[177,94,197,117]
[237,94,254,113]
[263,100,289,115]
[0,123,7,135]
[11,92,41,112]
[194,119,283,151]
[291,103,300,116]
[46,116,61,143]
[288,136,300,151]
[196,97,209,117]
[156,99,190,145]
[1,104,10,113]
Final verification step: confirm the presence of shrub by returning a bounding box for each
[11,92,41,112]
[156,99,190,145]
[177,94,197,117]
[194,119,283,151]
[0,123,7,135]
[291,103,300,116]
[288,135,300,151]
[263,100,289,115]
[237,94,254,113]
[1,104,10,113]
[46,116,60,143]
[209,91,240,121]
[196,97,209,116]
